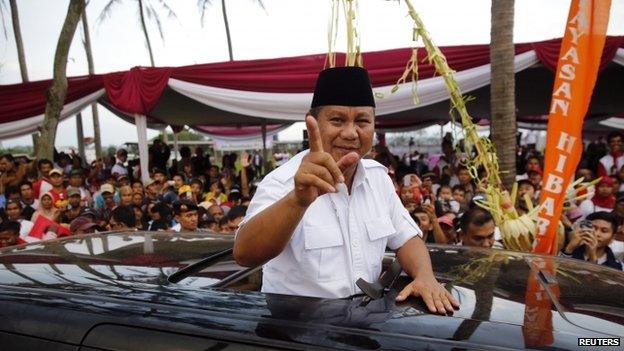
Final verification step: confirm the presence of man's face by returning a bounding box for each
[457,169,471,185]
[0,231,18,248]
[69,195,81,208]
[173,175,184,189]
[528,172,542,186]
[132,182,143,194]
[592,219,614,248]
[0,158,13,172]
[39,163,52,177]
[117,150,128,162]
[400,186,415,204]
[414,212,431,231]
[132,193,144,207]
[102,192,115,205]
[176,210,198,231]
[154,173,166,184]
[6,203,21,220]
[609,136,623,153]
[20,184,33,200]
[462,220,496,248]
[518,183,535,199]
[526,158,540,172]
[69,175,83,187]
[227,216,244,232]
[315,106,374,164]
[147,183,161,195]
[453,189,465,203]
[208,205,225,221]
[191,183,202,196]
[208,167,219,178]
[49,174,63,187]
[438,187,453,201]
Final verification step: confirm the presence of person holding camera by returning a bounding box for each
[560,211,623,270]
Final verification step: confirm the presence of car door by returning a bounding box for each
[79,324,298,351]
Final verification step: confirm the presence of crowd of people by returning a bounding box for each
[0,130,623,270]
[383,131,624,270]
[0,144,256,247]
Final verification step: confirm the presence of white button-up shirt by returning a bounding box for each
[238,150,421,299]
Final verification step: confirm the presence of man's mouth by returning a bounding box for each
[333,146,359,154]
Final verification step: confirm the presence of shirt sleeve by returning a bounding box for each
[384,175,422,250]
[236,175,292,235]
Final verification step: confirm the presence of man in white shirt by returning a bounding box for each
[235,67,458,314]
[111,149,129,177]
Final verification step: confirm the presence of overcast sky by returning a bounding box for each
[1,0,623,148]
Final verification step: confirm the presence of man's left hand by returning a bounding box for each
[396,276,459,314]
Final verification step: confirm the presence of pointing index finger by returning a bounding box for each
[305,115,324,153]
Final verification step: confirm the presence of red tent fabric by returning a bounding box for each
[1,36,623,129]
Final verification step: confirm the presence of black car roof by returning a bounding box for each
[0,231,622,349]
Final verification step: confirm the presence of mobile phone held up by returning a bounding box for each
[579,220,593,231]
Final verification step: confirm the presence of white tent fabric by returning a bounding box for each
[168,51,539,120]
[0,89,105,139]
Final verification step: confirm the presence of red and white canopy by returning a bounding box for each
[1,36,624,140]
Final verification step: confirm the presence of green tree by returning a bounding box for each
[490,0,516,189]
[198,0,266,61]
[97,0,178,67]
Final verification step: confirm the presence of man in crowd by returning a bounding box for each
[33,159,54,198]
[458,207,495,248]
[68,169,91,206]
[235,66,458,314]
[172,200,199,232]
[0,221,21,248]
[4,200,34,237]
[561,211,622,270]
[0,154,32,195]
[108,205,136,231]
[19,181,38,219]
[111,149,129,177]
[597,132,624,178]
[47,169,67,209]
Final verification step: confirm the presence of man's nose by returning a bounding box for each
[341,123,358,140]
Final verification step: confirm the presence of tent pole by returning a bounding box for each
[134,114,150,183]
[261,119,268,175]
[173,131,179,161]
[76,112,86,162]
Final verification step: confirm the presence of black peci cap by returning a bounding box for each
[311,67,375,108]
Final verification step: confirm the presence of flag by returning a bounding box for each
[533,0,611,255]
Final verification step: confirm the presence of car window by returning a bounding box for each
[0,232,250,290]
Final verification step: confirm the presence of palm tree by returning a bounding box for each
[80,5,103,159]
[97,0,178,67]
[490,0,516,189]
[36,0,86,160]
[2,0,42,150]
[198,0,266,61]
[4,0,28,82]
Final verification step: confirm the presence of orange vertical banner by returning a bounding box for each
[533,0,611,255]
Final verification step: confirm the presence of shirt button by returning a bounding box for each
[352,240,358,247]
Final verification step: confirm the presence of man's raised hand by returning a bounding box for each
[292,115,359,208]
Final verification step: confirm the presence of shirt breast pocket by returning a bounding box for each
[303,223,348,282]
[364,216,396,268]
